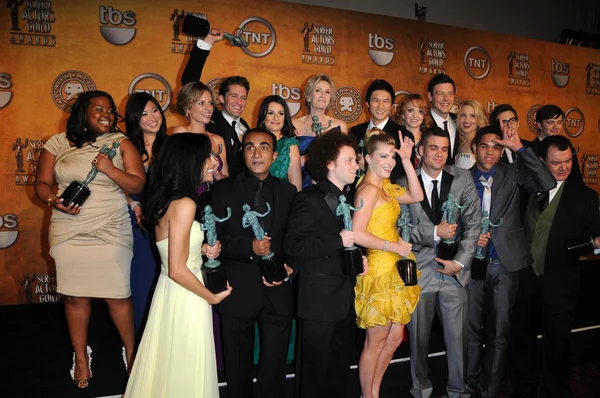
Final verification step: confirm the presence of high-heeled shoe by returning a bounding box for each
[70,345,92,388]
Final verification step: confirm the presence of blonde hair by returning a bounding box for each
[364,128,394,155]
[176,81,214,117]
[458,100,489,132]
[304,74,336,108]
[397,94,435,132]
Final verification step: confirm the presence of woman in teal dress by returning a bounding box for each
[257,95,302,191]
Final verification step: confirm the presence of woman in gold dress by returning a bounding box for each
[35,91,146,388]
[353,128,424,398]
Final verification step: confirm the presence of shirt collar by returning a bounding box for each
[430,108,449,124]
[325,178,344,197]
[245,168,272,191]
[421,169,442,185]
[221,110,240,127]
[473,167,496,181]
[367,117,389,131]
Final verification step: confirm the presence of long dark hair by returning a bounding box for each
[143,133,212,227]
[257,95,296,138]
[125,92,167,164]
[66,90,121,148]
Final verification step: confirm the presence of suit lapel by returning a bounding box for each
[489,164,506,221]
[440,169,454,213]
[318,180,343,228]
[383,119,400,149]
[418,174,437,224]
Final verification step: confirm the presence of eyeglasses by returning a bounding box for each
[500,117,518,126]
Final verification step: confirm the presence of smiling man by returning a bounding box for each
[427,74,458,164]
[350,79,415,181]
[210,128,296,398]
[466,126,555,398]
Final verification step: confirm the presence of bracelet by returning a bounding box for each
[46,194,58,207]
[382,240,389,252]
[129,201,141,211]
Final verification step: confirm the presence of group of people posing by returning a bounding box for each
[34,27,600,398]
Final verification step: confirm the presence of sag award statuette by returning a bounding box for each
[471,211,503,280]
[242,203,287,284]
[60,142,120,207]
[437,193,471,261]
[396,213,418,286]
[200,205,231,293]
[336,195,364,276]
[311,116,332,138]
[182,14,249,47]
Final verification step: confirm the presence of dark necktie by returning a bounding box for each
[255,181,267,228]
[538,190,549,214]
[231,120,240,146]
[431,180,439,222]
[443,120,448,133]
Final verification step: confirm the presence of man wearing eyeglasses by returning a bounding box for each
[466,125,555,398]
[510,135,600,398]
[489,104,522,164]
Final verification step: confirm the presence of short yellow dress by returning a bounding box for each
[354,179,421,329]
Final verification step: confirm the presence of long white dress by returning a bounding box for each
[125,221,218,397]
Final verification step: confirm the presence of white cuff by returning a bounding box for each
[433,226,440,243]
[453,260,465,268]
[196,39,213,51]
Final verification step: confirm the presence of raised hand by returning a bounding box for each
[394,130,415,161]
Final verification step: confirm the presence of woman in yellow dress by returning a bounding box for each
[353,128,424,398]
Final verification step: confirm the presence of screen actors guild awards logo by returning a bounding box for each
[13,138,45,185]
[564,107,585,138]
[0,213,18,250]
[507,51,531,87]
[171,11,207,54]
[332,86,362,123]
[301,22,335,65]
[0,73,13,108]
[8,0,56,46]
[237,17,276,58]
[450,96,463,115]
[128,73,172,112]
[581,153,598,185]
[99,5,136,45]
[418,38,446,75]
[368,33,394,66]
[551,60,569,87]
[526,104,542,134]
[34,274,61,303]
[585,63,600,95]
[464,46,491,80]
[21,273,36,303]
[51,71,96,113]
[272,83,302,117]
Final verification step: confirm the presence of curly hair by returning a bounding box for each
[398,94,435,132]
[307,130,358,182]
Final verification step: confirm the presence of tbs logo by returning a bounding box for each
[368,33,394,66]
[99,6,136,45]
[0,214,18,249]
[272,83,302,117]
[551,60,570,88]
[0,73,12,109]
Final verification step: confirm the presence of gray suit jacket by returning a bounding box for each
[399,165,481,287]
[473,147,556,272]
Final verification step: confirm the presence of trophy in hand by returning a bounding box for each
[471,211,502,280]
[336,195,364,276]
[182,15,248,47]
[60,142,120,208]
[437,193,470,261]
[200,205,231,293]
[242,203,287,284]
[311,116,332,137]
[396,213,418,286]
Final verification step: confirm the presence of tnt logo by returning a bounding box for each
[272,83,302,117]
[128,74,172,112]
[238,17,276,58]
[368,33,394,66]
[464,46,491,80]
[99,6,137,45]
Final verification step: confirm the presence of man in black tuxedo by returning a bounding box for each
[182,29,250,177]
[510,136,600,398]
[349,79,415,182]
[466,126,555,398]
[427,74,458,164]
[285,131,362,398]
[210,128,296,398]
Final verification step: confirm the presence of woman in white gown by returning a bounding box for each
[125,133,232,398]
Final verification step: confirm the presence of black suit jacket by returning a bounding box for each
[181,44,250,177]
[284,180,354,321]
[210,172,296,318]
[524,175,600,282]
[349,118,415,182]
[432,112,458,165]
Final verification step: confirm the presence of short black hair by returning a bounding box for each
[539,135,572,160]
[489,104,518,130]
[242,127,278,149]
[427,74,455,95]
[536,104,564,123]
[307,131,358,182]
[366,79,395,103]
[421,125,450,148]
[219,75,250,97]
[474,125,502,146]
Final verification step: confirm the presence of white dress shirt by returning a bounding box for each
[431,108,456,155]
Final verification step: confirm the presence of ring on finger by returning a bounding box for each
[93,158,98,164]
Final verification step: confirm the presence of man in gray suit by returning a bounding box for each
[399,126,481,398]
[466,126,555,398]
